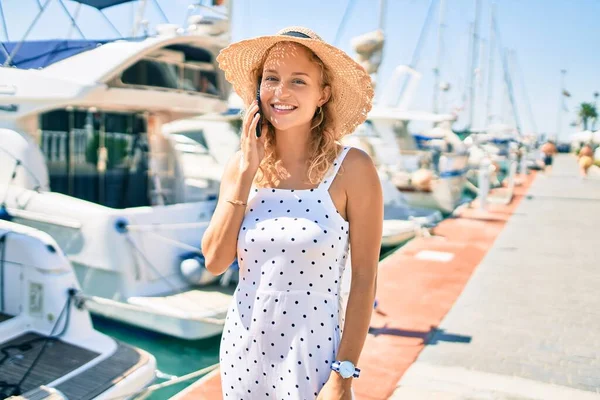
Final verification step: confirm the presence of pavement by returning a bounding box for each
[390,155,600,399]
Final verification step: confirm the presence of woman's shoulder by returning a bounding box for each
[339,145,375,171]
[337,146,379,188]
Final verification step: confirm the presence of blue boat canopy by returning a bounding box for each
[71,0,137,10]
[0,39,115,69]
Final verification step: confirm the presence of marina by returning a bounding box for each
[1,0,600,399]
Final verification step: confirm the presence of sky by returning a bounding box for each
[3,0,600,140]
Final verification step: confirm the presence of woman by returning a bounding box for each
[540,140,557,174]
[201,27,382,399]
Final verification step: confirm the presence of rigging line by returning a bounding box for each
[513,52,538,133]
[0,160,19,208]
[3,0,53,67]
[12,293,74,396]
[0,1,8,41]
[124,231,181,291]
[396,0,438,106]
[333,0,356,47]
[151,0,169,24]
[67,3,84,39]
[100,9,124,38]
[0,146,47,191]
[57,0,86,39]
[102,363,220,400]
[0,42,9,61]
[492,14,522,135]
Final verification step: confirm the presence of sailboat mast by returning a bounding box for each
[485,2,496,127]
[378,0,386,32]
[432,0,446,114]
[493,12,522,135]
[467,0,482,130]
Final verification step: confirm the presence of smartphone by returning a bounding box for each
[255,79,263,138]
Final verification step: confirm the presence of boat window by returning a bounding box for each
[119,55,219,95]
[39,110,151,209]
[173,130,209,149]
[121,59,180,89]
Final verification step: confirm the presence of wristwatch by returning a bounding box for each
[331,360,360,378]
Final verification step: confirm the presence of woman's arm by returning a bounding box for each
[202,101,265,275]
[322,148,384,394]
[201,151,255,275]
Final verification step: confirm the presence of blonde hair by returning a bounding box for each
[250,42,341,187]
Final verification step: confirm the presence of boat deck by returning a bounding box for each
[0,332,149,400]
[128,286,234,318]
[0,312,14,323]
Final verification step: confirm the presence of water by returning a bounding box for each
[92,316,220,400]
[91,241,413,399]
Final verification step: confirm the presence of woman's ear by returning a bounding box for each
[319,85,332,106]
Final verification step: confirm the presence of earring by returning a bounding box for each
[311,107,324,130]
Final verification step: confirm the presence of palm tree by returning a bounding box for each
[593,92,599,130]
[578,102,598,131]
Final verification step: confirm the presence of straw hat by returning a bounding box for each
[216,26,374,137]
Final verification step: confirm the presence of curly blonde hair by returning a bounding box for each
[250,42,342,187]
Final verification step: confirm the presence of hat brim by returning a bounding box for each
[217,34,374,137]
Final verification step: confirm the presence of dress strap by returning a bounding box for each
[318,146,352,190]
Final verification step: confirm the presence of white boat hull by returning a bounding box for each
[0,220,156,399]
[84,288,232,340]
[381,219,418,247]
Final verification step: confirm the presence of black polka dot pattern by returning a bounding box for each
[220,147,351,397]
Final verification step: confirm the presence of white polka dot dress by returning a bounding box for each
[220,146,352,399]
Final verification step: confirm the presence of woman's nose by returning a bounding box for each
[274,82,291,98]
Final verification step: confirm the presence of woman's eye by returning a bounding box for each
[265,76,278,81]
[293,79,306,85]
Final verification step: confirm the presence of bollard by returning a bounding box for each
[519,148,528,176]
[478,158,491,210]
[507,159,518,194]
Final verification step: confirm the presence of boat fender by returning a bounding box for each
[178,252,219,286]
[411,169,434,191]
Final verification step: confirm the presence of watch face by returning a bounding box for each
[339,361,354,378]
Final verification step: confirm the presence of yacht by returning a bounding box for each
[0,219,156,399]
[0,0,236,340]
[345,107,469,214]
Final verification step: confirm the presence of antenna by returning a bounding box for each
[131,0,148,37]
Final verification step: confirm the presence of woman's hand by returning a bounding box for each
[316,373,352,400]
[239,100,266,175]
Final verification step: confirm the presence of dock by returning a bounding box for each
[171,155,600,399]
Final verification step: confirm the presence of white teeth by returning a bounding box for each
[273,104,295,110]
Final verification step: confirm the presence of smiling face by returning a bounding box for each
[259,42,331,133]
